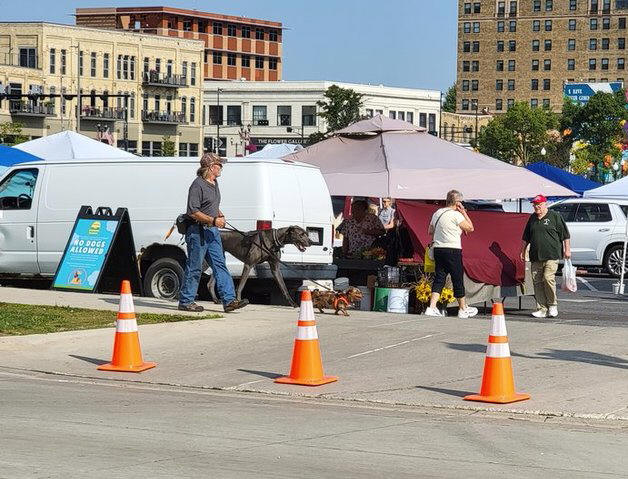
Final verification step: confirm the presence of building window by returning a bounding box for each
[543,79,551,90]
[589,58,597,69]
[117,55,122,79]
[144,57,149,74]
[590,38,597,50]
[49,48,55,74]
[242,26,251,38]
[546,0,553,10]
[472,41,480,52]
[190,98,195,123]
[407,112,414,123]
[497,40,504,52]
[389,110,397,120]
[533,20,540,32]
[213,52,222,64]
[255,56,264,69]
[241,54,250,67]
[620,38,626,49]
[543,99,550,108]
[509,1,517,14]
[533,0,541,11]
[275,105,292,126]
[228,24,237,36]
[496,99,503,111]
[302,106,317,125]
[90,52,96,77]
[122,55,128,80]
[603,0,611,13]
[531,98,538,108]
[183,20,192,32]
[61,49,66,75]
[532,59,539,70]
[603,17,610,30]
[464,41,471,52]
[103,53,109,78]
[252,105,267,125]
[19,47,37,68]
[508,59,515,71]
[79,50,83,76]
[213,22,223,35]
[591,0,599,12]
[495,79,503,91]
[602,38,610,49]
[191,63,196,85]
[269,57,278,70]
[569,19,577,31]
[590,18,598,30]
[227,53,236,66]
[182,61,188,80]
[507,79,515,90]
[473,2,481,13]
[568,58,576,70]
[462,99,470,111]
[419,113,427,127]
[602,58,609,69]
[545,20,552,31]
[509,40,516,51]
[227,105,242,125]
[531,78,539,90]
[544,59,551,71]
[568,38,576,50]
[269,29,278,42]
[255,28,265,40]
[208,105,222,125]
[471,80,479,91]
[497,21,504,32]
[532,39,539,51]
[570,0,577,10]
[167,59,173,77]
[464,2,472,14]
[473,22,481,33]
[508,21,516,32]
[544,40,552,51]
[507,99,515,109]
[620,18,626,29]
[464,22,471,33]
[496,60,504,71]
[619,58,626,69]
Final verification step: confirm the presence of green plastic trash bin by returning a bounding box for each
[373,287,391,312]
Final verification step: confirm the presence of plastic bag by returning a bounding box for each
[424,246,435,273]
[561,259,577,292]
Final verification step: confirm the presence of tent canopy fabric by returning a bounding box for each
[335,114,425,134]
[0,145,42,167]
[525,162,600,195]
[247,143,303,158]
[14,131,136,161]
[283,116,576,200]
[583,175,628,198]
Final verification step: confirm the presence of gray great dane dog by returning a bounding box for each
[207,225,311,307]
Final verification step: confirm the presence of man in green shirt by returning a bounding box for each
[520,195,571,318]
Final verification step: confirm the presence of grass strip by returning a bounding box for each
[0,302,221,336]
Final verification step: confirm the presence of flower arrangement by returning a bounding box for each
[414,276,455,314]
[361,247,386,260]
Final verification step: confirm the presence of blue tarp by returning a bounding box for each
[0,145,41,177]
[525,162,600,196]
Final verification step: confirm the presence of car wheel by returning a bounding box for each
[143,257,184,299]
[604,245,628,277]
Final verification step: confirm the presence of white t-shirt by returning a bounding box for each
[430,207,466,249]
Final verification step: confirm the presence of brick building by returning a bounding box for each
[75,6,282,81]
[457,0,628,114]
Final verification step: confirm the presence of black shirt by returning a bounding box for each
[522,209,570,262]
[186,176,221,218]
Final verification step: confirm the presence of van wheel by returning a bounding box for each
[604,245,628,277]
[144,258,184,300]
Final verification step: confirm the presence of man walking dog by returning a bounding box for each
[179,153,248,313]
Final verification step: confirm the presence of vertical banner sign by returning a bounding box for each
[52,205,142,294]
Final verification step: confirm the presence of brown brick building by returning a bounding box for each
[457,0,628,114]
[75,6,282,81]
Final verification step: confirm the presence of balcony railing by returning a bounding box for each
[142,71,187,88]
[81,106,126,121]
[142,110,186,124]
[9,103,55,117]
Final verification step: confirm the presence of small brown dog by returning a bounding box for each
[311,287,364,316]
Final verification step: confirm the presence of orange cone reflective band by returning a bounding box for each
[98,280,157,373]
[275,290,338,386]
[464,303,529,404]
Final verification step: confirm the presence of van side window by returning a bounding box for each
[0,168,39,210]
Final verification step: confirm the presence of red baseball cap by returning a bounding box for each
[531,194,547,204]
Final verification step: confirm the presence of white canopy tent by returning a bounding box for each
[14,131,136,160]
[584,177,628,293]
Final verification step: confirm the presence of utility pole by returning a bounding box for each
[76,42,81,133]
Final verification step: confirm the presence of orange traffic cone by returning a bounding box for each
[98,280,157,373]
[275,290,338,386]
[464,303,529,404]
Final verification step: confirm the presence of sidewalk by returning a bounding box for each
[1,286,627,421]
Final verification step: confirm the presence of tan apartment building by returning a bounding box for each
[0,22,204,155]
[75,6,283,82]
[457,0,628,114]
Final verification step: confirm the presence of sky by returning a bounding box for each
[0,0,458,92]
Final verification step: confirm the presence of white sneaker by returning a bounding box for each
[548,306,558,317]
[532,309,547,318]
[458,306,479,319]
[424,307,442,317]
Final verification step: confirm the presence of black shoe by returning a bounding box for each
[178,303,204,312]
[224,299,249,313]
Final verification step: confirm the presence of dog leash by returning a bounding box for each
[223,221,335,292]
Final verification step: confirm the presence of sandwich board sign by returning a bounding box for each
[52,205,142,295]
[563,82,623,105]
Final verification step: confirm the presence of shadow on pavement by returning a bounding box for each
[69,354,108,366]
[443,342,486,353]
[416,385,475,398]
[237,368,283,379]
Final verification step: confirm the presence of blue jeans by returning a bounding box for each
[179,225,236,306]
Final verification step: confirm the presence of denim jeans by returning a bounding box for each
[179,225,236,306]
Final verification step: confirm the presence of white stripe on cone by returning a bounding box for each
[296,326,318,340]
[486,342,510,358]
[490,315,507,336]
[116,319,138,333]
[299,300,315,322]
[119,294,135,314]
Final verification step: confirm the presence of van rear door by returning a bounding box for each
[0,167,43,274]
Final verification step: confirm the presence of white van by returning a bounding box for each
[0,156,336,299]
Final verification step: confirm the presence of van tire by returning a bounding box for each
[604,244,627,277]
[144,258,184,300]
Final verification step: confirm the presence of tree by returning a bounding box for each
[442,83,456,113]
[475,102,559,165]
[308,85,364,145]
[162,135,176,156]
[0,122,28,146]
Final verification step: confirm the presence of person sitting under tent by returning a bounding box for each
[337,199,385,258]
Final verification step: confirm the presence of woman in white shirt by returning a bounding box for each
[425,190,478,318]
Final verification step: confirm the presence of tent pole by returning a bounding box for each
[619,219,628,295]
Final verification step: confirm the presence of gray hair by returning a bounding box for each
[445,190,463,207]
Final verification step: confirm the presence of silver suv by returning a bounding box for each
[550,198,628,276]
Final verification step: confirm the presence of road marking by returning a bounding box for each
[368,319,419,328]
[576,277,598,292]
[559,299,598,303]
[344,333,441,359]
[226,379,266,389]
